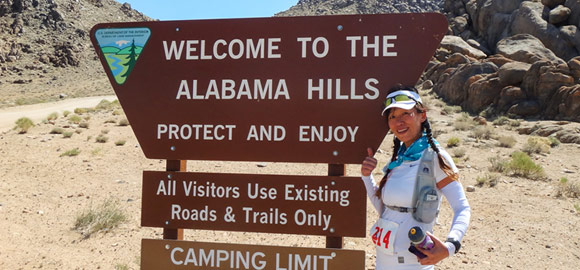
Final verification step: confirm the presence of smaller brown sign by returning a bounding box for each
[141,171,366,237]
[141,239,365,270]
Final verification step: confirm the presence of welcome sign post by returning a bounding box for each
[91,13,447,269]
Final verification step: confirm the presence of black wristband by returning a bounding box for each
[446,239,461,254]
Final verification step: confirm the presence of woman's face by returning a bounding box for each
[387,107,426,147]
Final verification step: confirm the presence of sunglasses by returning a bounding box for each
[384,94,418,107]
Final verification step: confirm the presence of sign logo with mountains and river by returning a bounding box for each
[94,27,151,85]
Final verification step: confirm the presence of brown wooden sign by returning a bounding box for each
[141,239,365,270]
[90,14,448,163]
[141,171,366,237]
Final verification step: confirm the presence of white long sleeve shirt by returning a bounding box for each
[361,149,471,269]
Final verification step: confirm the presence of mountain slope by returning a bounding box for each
[0,0,151,107]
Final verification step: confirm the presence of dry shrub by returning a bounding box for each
[118,118,130,126]
[73,198,127,238]
[493,116,510,126]
[68,114,82,124]
[522,136,550,155]
[47,112,59,121]
[14,117,34,133]
[470,125,494,140]
[476,173,500,187]
[488,156,508,173]
[556,177,580,198]
[452,148,466,158]
[50,127,64,134]
[498,135,516,148]
[60,148,80,157]
[453,113,475,131]
[96,134,108,143]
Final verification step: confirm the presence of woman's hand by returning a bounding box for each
[417,232,450,265]
[361,148,377,176]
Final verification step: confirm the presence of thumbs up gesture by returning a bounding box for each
[361,147,377,177]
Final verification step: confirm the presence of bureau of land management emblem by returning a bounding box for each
[94,27,151,85]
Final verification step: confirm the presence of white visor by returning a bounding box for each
[381,90,423,116]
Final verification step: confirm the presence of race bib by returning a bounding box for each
[370,218,399,255]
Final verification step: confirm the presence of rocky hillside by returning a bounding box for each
[429,0,580,122]
[0,0,150,107]
[276,0,444,16]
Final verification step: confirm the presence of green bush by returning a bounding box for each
[115,140,126,146]
[498,136,516,148]
[447,137,460,148]
[548,136,560,147]
[73,198,127,238]
[60,148,80,157]
[79,122,90,129]
[14,117,34,133]
[63,131,74,138]
[63,110,71,117]
[506,151,545,180]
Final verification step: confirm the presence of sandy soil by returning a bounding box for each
[0,95,117,132]
[0,92,579,270]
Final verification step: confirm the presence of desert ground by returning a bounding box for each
[0,89,579,270]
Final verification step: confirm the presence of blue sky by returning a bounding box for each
[116,0,298,20]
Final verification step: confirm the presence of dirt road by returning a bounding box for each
[0,95,117,132]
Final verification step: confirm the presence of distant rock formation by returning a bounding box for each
[434,0,580,121]
[278,0,580,121]
[276,0,444,16]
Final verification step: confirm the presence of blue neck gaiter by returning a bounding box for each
[387,135,438,170]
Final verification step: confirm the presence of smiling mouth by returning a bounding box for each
[397,128,409,133]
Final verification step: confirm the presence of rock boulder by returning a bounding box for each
[549,5,571,24]
[464,75,503,112]
[509,1,578,61]
[498,61,531,86]
[434,62,498,105]
[496,34,566,65]
[440,35,487,59]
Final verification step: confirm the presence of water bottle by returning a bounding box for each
[408,226,433,258]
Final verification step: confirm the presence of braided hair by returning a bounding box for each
[375,89,458,198]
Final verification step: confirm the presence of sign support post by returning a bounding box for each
[163,159,186,240]
[326,163,345,249]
